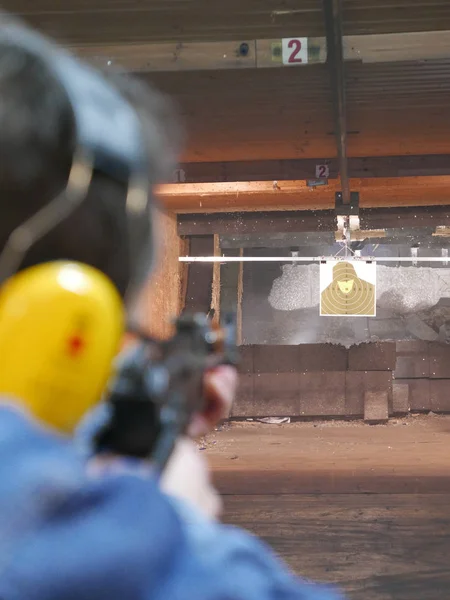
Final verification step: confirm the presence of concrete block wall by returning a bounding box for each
[233,342,396,419]
[394,341,450,413]
[233,340,450,419]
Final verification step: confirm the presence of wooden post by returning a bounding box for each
[178,236,189,314]
[139,209,182,339]
[211,234,221,325]
[237,248,244,345]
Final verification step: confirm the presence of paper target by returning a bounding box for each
[320,260,376,317]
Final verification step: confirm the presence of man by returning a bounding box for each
[0,17,343,600]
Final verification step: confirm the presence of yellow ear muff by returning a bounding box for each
[0,262,124,434]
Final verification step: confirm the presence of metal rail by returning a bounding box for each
[323,0,350,204]
[179,256,450,263]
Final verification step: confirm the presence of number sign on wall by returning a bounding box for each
[315,164,330,178]
[281,38,308,65]
[172,169,186,183]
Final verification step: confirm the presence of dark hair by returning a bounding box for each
[0,24,180,297]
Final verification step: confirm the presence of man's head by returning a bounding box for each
[333,262,357,295]
[0,17,180,299]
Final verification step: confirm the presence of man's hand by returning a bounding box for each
[161,436,222,519]
[79,361,238,520]
[188,365,238,438]
[162,365,238,520]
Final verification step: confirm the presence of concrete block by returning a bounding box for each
[253,345,300,373]
[396,341,430,353]
[348,342,396,371]
[299,372,346,416]
[237,372,254,400]
[346,371,392,416]
[429,342,450,378]
[430,380,450,412]
[232,372,301,417]
[395,359,430,383]
[253,372,300,415]
[395,355,430,379]
[300,344,348,372]
[231,373,253,417]
[398,378,430,411]
[395,341,430,379]
[392,383,410,414]
[238,346,254,374]
[364,391,389,424]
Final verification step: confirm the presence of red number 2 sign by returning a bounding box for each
[288,39,303,63]
[282,38,308,66]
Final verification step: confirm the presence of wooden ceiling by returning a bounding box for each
[146,56,450,163]
[4,0,450,213]
[6,0,450,44]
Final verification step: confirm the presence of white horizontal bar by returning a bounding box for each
[179,256,450,263]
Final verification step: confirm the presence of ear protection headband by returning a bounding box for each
[0,22,155,295]
[0,23,155,433]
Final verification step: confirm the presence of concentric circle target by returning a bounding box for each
[320,261,376,316]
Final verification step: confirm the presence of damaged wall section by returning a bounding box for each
[241,249,450,346]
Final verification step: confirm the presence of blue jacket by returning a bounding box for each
[0,405,343,600]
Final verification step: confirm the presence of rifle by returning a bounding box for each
[94,312,238,473]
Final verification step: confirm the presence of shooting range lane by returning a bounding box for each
[205,418,450,600]
[4,1,450,600]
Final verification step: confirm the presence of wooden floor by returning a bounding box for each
[205,417,450,600]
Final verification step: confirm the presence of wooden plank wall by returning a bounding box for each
[139,210,182,339]
[13,0,450,46]
[147,59,450,164]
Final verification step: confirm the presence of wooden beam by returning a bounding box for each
[344,31,450,63]
[77,40,256,72]
[211,234,221,326]
[158,176,450,213]
[178,211,336,236]
[73,30,450,73]
[177,205,450,236]
[174,155,450,184]
[218,229,449,249]
[258,31,450,67]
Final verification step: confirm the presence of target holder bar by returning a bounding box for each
[179,256,450,263]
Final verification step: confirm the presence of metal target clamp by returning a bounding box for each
[335,191,360,249]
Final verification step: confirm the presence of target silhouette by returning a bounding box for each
[320,261,376,317]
